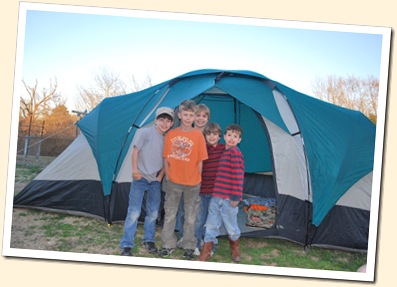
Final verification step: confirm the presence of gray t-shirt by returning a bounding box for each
[132,125,164,182]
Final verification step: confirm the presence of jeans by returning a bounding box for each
[204,196,240,243]
[160,180,201,249]
[120,178,161,249]
[194,193,212,249]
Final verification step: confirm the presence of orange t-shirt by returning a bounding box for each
[163,127,208,186]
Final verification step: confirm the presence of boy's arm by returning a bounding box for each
[132,146,142,180]
[229,150,245,204]
[156,168,165,182]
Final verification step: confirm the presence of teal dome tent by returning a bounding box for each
[14,69,375,252]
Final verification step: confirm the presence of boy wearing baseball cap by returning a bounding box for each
[120,107,174,256]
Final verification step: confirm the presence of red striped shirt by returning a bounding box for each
[212,146,244,201]
[200,143,225,194]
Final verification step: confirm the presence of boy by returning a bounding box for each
[194,122,225,256]
[176,103,211,248]
[197,124,244,262]
[159,100,208,259]
[120,107,174,256]
[194,104,210,131]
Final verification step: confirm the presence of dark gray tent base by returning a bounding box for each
[14,173,369,252]
[14,180,107,220]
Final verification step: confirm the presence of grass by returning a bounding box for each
[14,163,43,183]
[11,156,367,272]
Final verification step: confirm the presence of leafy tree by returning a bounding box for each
[42,105,78,139]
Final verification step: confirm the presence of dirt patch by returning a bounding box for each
[10,208,54,251]
[13,183,27,195]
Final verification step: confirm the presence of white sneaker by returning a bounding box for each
[177,237,183,249]
[193,247,200,256]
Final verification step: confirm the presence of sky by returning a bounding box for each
[18,4,387,111]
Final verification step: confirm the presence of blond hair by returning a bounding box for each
[196,104,210,119]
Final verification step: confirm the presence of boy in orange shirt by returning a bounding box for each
[159,100,208,259]
[176,104,210,248]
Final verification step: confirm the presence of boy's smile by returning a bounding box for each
[195,111,209,129]
[224,130,242,149]
[156,117,173,134]
[205,132,220,147]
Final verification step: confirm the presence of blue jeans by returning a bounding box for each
[120,178,161,249]
[194,193,212,249]
[204,197,240,243]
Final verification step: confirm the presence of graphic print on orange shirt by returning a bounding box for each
[169,135,194,162]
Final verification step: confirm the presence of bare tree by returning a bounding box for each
[19,78,66,158]
[20,78,64,118]
[75,68,127,112]
[128,74,153,92]
[312,75,379,123]
[75,67,154,112]
[20,78,64,135]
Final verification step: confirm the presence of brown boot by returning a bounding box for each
[197,241,214,261]
[228,238,241,262]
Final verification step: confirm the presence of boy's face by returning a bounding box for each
[194,111,209,130]
[155,117,173,134]
[224,130,242,149]
[205,131,220,147]
[178,110,195,129]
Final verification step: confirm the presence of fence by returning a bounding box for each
[17,136,74,158]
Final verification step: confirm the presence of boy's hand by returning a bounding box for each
[230,200,239,207]
[132,172,142,181]
[156,174,163,182]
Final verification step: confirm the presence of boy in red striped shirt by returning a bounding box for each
[198,124,244,262]
[194,122,225,256]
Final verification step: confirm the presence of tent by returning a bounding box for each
[14,69,375,252]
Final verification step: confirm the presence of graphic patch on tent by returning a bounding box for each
[243,197,277,229]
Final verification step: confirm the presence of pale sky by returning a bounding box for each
[18,3,386,111]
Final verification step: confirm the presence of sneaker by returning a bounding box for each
[143,242,158,254]
[158,248,174,257]
[183,249,195,260]
[193,247,201,256]
[177,237,183,249]
[121,247,132,256]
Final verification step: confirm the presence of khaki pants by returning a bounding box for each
[160,180,201,250]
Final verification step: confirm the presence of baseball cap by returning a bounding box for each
[156,107,174,120]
